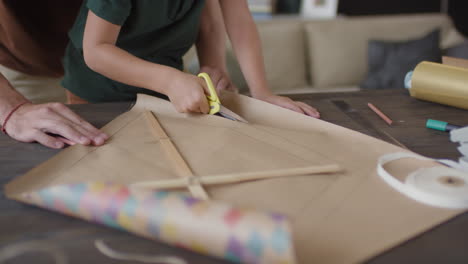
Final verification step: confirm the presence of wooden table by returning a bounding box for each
[1,89,467,263]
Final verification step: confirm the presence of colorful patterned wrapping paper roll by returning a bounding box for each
[22,182,296,264]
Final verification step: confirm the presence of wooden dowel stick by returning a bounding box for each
[132,164,342,190]
[144,111,209,200]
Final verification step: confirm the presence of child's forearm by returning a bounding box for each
[83,44,180,95]
[82,10,182,96]
[196,0,227,72]
[219,1,272,99]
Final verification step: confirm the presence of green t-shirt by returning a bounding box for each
[62,0,205,102]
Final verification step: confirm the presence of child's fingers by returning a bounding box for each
[190,86,209,114]
[216,78,230,94]
[296,102,320,118]
[227,83,239,93]
[281,101,304,114]
[200,67,222,90]
[209,70,222,89]
[199,98,210,114]
[197,77,210,95]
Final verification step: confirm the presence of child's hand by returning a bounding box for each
[199,66,238,94]
[258,94,320,118]
[166,73,210,114]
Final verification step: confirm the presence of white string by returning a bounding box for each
[0,241,67,264]
[95,240,187,264]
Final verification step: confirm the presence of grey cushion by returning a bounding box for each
[361,29,441,89]
[444,40,468,59]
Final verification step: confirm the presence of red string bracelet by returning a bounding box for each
[1,101,29,135]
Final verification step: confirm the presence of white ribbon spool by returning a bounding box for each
[378,152,468,209]
[460,157,468,168]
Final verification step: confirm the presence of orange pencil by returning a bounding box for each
[367,103,393,126]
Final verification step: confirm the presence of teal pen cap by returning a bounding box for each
[426,119,461,132]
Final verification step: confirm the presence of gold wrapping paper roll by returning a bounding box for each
[410,61,468,110]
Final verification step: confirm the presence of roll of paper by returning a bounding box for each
[22,182,296,264]
[410,61,468,110]
[377,152,468,209]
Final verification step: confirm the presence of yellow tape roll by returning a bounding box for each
[410,61,468,110]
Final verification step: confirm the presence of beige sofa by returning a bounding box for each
[186,13,465,95]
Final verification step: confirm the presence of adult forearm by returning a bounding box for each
[83,44,181,95]
[0,71,109,148]
[0,73,30,123]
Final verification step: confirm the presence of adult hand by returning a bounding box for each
[4,102,109,149]
[199,66,238,94]
[258,94,320,118]
[166,72,210,114]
